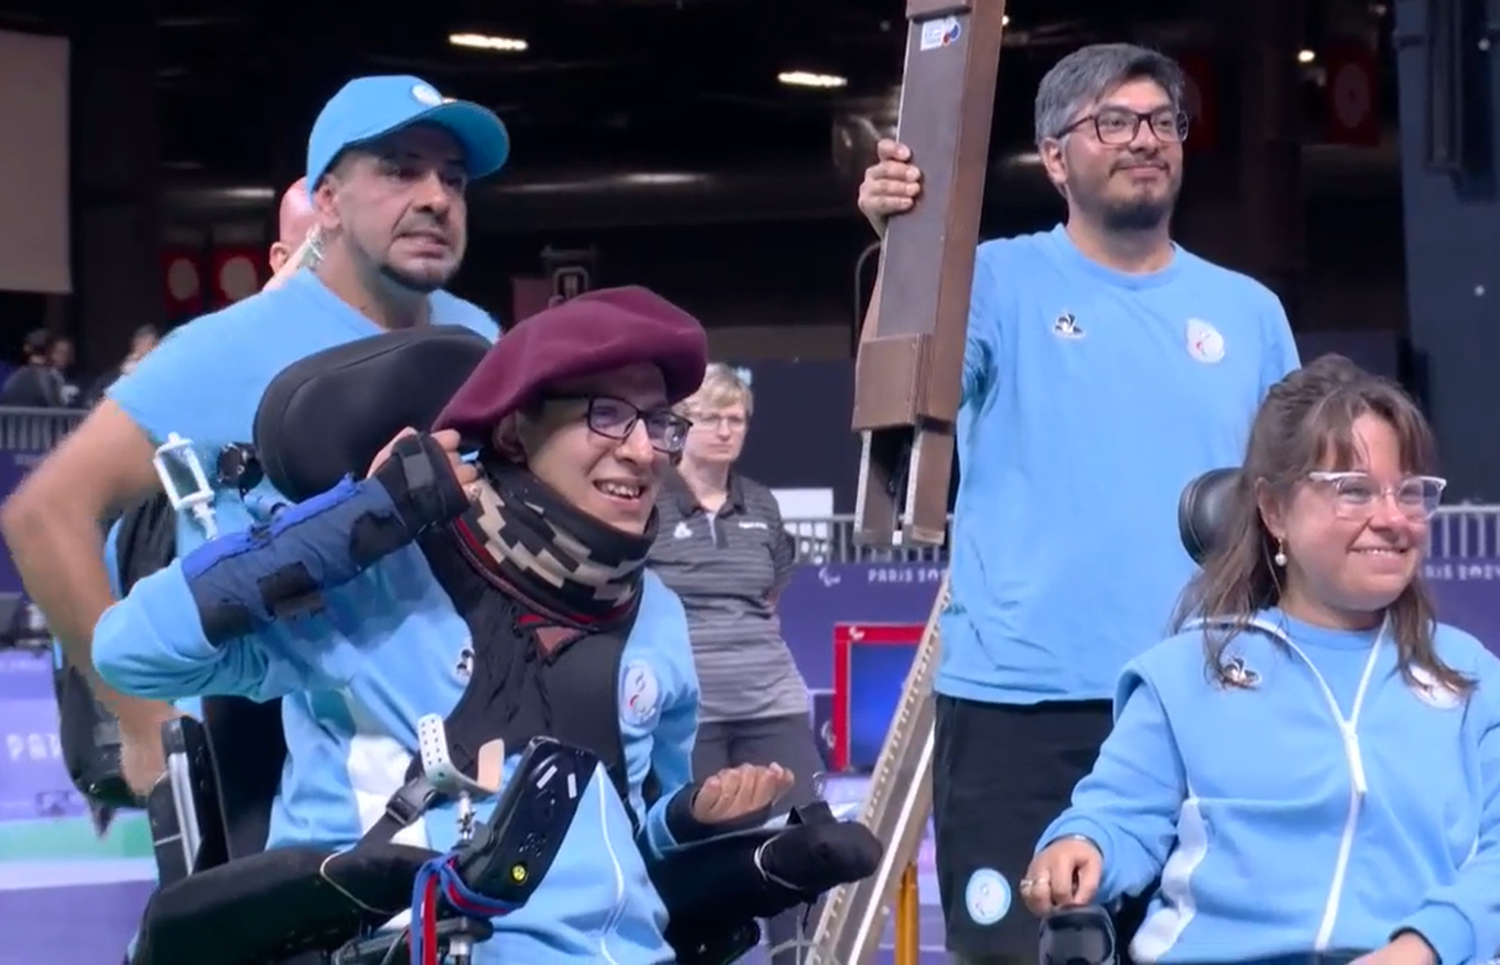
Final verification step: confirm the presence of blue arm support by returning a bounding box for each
[180,475,416,644]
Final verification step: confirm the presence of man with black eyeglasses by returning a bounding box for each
[856,44,1301,963]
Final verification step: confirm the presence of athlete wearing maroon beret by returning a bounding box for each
[93,281,878,963]
[436,285,706,438]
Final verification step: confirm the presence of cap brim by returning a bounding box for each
[406,100,511,179]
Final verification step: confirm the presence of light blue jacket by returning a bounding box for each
[1040,610,1500,964]
[92,506,700,964]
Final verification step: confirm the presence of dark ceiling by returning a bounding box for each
[0,0,1400,228]
[140,0,1214,176]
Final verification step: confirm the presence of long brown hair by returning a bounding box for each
[1173,354,1471,695]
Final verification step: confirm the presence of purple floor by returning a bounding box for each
[0,881,153,965]
[3,881,951,963]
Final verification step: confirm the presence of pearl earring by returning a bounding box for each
[1274,540,1288,567]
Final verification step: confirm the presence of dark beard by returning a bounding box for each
[378,261,446,295]
[1100,193,1175,232]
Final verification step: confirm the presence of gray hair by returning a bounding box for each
[1033,44,1186,146]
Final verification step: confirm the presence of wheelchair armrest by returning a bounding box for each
[656,811,881,963]
[132,844,437,965]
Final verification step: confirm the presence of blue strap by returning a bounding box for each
[409,854,522,964]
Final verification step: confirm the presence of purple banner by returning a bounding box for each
[0,650,82,824]
[1424,561,1500,654]
[779,562,944,692]
[779,561,1500,692]
[0,449,34,596]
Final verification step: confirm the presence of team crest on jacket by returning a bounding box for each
[1221,655,1260,689]
[965,868,1011,924]
[1409,665,1461,710]
[1185,318,1225,364]
[621,662,661,726]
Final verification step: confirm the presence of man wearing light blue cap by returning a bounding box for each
[1,75,507,804]
[301,74,510,324]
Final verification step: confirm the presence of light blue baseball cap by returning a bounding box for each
[305,75,511,193]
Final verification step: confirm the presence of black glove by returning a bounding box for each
[755,818,883,902]
[369,433,470,539]
[655,808,883,955]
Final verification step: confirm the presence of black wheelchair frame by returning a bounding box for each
[136,691,807,965]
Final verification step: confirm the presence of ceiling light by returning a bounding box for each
[449,32,528,52]
[778,71,848,89]
[1003,14,1010,25]
[1298,49,1316,63]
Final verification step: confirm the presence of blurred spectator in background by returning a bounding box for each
[267,177,319,280]
[49,335,79,406]
[84,325,161,408]
[0,329,68,407]
[648,363,825,964]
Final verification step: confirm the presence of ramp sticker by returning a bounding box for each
[919,16,961,51]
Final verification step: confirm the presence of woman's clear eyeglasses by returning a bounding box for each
[555,394,692,455]
[1307,471,1447,521]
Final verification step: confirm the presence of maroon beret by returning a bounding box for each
[433,285,709,437]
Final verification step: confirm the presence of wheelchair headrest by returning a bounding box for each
[253,326,490,503]
[1177,467,1242,565]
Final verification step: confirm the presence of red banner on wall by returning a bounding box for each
[161,247,204,319]
[1177,52,1217,153]
[209,246,263,307]
[1325,45,1380,146]
[510,276,552,323]
[831,621,923,772]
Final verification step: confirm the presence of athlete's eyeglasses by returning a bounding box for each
[1056,107,1189,146]
[1306,471,1447,521]
[551,394,692,454]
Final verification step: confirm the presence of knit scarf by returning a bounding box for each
[450,457,656,627]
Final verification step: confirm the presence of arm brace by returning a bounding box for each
[181,434,468,644]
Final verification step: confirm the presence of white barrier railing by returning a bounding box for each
[785,506,1500,564]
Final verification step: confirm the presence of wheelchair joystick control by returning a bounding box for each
[351,730,597,965]
[153,433,218,539]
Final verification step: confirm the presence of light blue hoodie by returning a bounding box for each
[1040,610,1500,964]
[92,482,701,964]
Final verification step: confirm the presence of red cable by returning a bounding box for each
[422,875,440,965]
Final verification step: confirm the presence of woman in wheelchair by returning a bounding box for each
[91,286,879,964]
[1024,355,1500,965]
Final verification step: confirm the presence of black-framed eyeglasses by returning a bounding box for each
[1056,107,1189,146]
[552,394,692,454]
